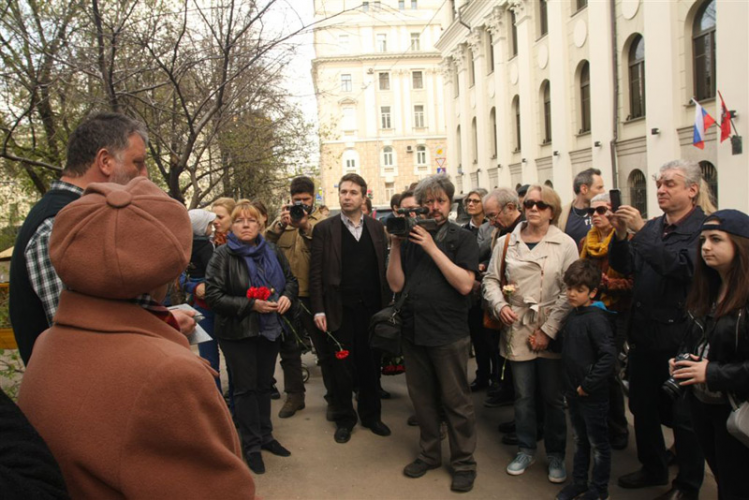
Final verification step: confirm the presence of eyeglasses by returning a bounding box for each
[465,198,482,205]
[523,199,551,211]
[585,206,609,216]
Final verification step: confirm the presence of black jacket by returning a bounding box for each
[561,305,617,400]
[680,308,749,402]
[608,207,705,351]
[204,242,298,340]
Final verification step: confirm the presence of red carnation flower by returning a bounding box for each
[335,350,350,360]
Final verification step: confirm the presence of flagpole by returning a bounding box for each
[718,90,740,136]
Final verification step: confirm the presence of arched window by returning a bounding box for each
[700,160,718,206]
[628,169,647,218]
[693,0,716,101]
[512,95,521,152]
[382,146,394,167]
[579,61,591,133]
[629,35,645,119]
[490,107,497,158]
[542,80,552,144]
[471,117,478,163]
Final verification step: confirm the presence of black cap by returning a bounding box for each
[517,184,530,196]
[702,209,749,239]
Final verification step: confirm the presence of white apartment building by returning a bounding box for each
[312,0,448,209]
[436,0,749,216]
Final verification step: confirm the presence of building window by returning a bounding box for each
[542,80,552,144]
[490,107,497,158]
[338,34,350,53]
[487,34,495,73]
[362,2,369,12]
[693,0,716,101]
[628,169,647,218]
[412,70,423,89]
[382,146,394,167]
[510,10,518,57]
[513,95,521,152]
[341,74,352,92]
[380,106,392,129]
[341,107,356,131]
[700,160,718,206]
[376,33,387,52]
[471,117,478,163]
[580,61,591,133]
[378,72,390,90]
[469,50,476,87]
[399,0,405,10]
[385,182,395,200]
[576,0,588,12]
[410,33,420,51]
[413,105,425,128]
[539,0,548,37]
[373,1,381,12]
[628,35,645,119]
[411,0,417,9]
[416,145,427,166]
[342,149,359,173]
[456,125,462,171]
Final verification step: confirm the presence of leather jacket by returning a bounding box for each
[204,243,298,340]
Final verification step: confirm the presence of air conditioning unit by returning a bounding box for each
[406,145,413,153]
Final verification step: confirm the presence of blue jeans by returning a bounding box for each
[569,397,611,497]
[510,358,566,458]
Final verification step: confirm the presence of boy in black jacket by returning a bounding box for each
[556,260,616,500]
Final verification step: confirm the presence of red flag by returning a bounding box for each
[719,91,732,143]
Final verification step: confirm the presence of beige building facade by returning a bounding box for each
[312,0,448,209]
[436,0,748,215]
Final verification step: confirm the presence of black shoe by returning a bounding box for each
[407,414,419,426]
[451,470,476,492]
[610,432,628,451]
[653,487,699,500]
[617,469,669,489]
[484,391,514,408]
[380,388,391,399]
[334,426,352,444]
[261,439,291,457]
[502,432,519,446]
[470,379,490,392]
[246,452,265,474]
[403,458,440,478]
[497,420,516,434]
[270,385,281,400]
[363,420,391,437]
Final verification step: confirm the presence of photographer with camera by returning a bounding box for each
[387,175,479,493]
[265,176,328,419]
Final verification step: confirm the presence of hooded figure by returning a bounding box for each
[18,178,255,500]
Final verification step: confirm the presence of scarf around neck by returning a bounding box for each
[581,228,614,259]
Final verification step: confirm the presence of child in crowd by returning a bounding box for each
[556,260,617,500]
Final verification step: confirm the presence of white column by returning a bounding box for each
[468,28,490,189]
[440,57,458,179]
[588,0,614,188]
[454,44,472,189]
[486,7,512,189]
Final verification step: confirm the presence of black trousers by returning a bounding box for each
[322,301,382,429]
[608,313,629,438]
[628,347,704,493]
[278,317,305,396]
[468,303,499,384]
[689,393,749,500]
[299,297,333,401]
[218,336,280,453]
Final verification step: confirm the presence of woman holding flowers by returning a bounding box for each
[672,209,749,499]
[483,185,578,482]
[205,200,298,475]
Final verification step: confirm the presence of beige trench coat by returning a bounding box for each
[482,222,579,362]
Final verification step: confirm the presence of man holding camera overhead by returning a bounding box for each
[265,176,327,419]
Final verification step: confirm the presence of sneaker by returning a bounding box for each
[450,470,476,493]
[556,483,588,500]
[506,453,535,476]
[579,489,608,500]
[548,456,567,483]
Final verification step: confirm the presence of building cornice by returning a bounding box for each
[312,52,442,67]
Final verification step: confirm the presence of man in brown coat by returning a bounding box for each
[18,178,256,499]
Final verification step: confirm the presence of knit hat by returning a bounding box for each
[703,209,749,239]
[50,177,192,300]
[188,209,216,237]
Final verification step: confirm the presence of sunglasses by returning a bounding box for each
[523,199,550,211]
[586,206,609,216]
[465,198,482,205]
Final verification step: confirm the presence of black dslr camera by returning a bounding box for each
[662,353,696,400]
[386,207,439,237]
[289,201,311,223]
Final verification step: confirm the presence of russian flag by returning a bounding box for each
[693,99,716,149]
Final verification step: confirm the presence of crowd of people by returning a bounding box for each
[2,112,748,500]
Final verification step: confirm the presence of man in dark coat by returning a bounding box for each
[309,173,391,444]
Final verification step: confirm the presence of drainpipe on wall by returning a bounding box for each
[609,0,620,189]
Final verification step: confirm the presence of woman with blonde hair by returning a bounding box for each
[484,184,579,482]
[212,197,237,246]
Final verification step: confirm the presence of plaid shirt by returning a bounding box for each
[25,180,83,324]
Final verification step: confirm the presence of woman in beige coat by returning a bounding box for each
[483,184,579,482]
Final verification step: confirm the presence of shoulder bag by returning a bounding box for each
[483,233,511,330]
[727,309,749,447]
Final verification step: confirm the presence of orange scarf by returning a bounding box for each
[580,228,614,259]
